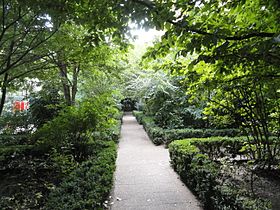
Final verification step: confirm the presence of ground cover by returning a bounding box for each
[169,138,280,210]
[0,100,121,209]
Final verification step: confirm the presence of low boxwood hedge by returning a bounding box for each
[133,111,242,145]
[1,100,122,209]
[45,141,117,210]
[0,134,30,146]
[169,138,271,210]
[132,111,144,124]
[133,111,164,145]
[0,144,35,163]
[164,128,241,145]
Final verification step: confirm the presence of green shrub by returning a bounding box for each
[0,134,30,146]
[145,127,165,145]
[133,111,152,127]
[92,118,122,142]
[0,145,34,162]
[169,139,271,210]
[133,111,165,145]
[0,112,33,135]
[29,85,63,128]
[133,111,144,124]
[32,102,97,156]
[109,119,122,141]
[0,93,122,210]
[163,128,242,145]
[133,112,242,145]
[45,141,117,210]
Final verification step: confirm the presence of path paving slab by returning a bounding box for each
[110,113,202,210]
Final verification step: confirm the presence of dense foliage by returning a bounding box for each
[46,141,117,210]
[169,138,274,210]
[140,0,280,166]
[0,0,132,208]
[0,97,121,209]
[133,111,241,145]
[0,0,279,209]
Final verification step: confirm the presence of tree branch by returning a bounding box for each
[1,0,5,31]
[0,8,28,47]
[133,0,276,41]
[0,27,59,75]
[7,63,57,83]
[132,0,155,10]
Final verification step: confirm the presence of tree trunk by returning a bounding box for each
[59,61,72,106]
[71,64,80,105]
[0,73,9,116]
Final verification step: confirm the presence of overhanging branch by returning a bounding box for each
[133,0,276,41]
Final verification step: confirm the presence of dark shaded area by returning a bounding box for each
[120,98,136,112]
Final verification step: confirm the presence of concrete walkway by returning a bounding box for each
[109,113,202,210]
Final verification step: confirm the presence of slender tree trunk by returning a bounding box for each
[71,64,80,105]
[0,73,8,116]
[59,61,71,106]
[0,20,16,115]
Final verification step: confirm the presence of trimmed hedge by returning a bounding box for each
[163,128,241,145]
[0,134,30,146]
[46,141,117,210]
[169,138,271,210]
[0,145,34,162]
[133,111,241,145]
[133,111,145,124]
[0,100,122,209]
[178,136,249,159]
[133,111,164,145]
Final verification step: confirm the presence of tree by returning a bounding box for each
[45,22,128,105]
[0,0,157,113]
[0,0,59,115]
[138,0,280,165]
[139,0,279,69]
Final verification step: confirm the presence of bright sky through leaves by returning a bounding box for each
[129,23,164,46]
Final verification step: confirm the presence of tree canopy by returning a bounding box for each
[0,1,280,209]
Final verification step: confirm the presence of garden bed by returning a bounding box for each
[0,103,121,209]
[133,111,241,145]
[169,137,280,210]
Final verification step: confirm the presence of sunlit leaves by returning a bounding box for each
[143,0,279,72]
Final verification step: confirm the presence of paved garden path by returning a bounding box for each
[109,113,202,210]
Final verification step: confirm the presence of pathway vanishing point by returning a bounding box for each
[109,113,202,210]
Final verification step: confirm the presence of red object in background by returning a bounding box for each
[13,101,29,111]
